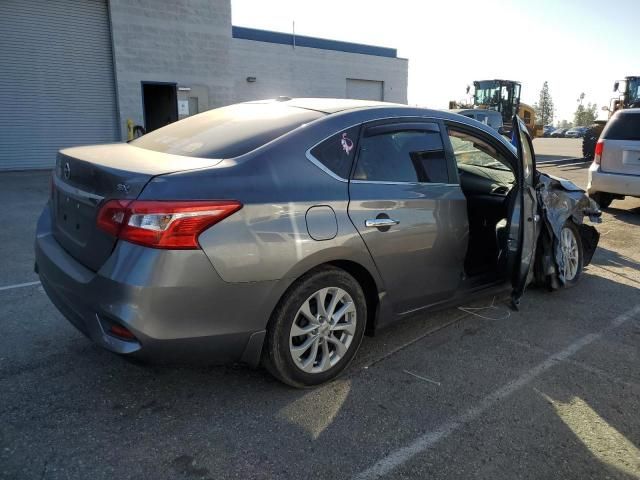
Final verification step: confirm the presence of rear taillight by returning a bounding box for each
[594,140,604,165]
[97,200,242,249]
[96,199,131,236]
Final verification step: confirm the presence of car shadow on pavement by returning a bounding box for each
[604,205,640,225]
[588,246,640,287]
[591,245,640,270]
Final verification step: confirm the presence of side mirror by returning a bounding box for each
[613,81,620,92]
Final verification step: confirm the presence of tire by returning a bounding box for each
[262,266,367,388]
[555,221,584,288]
[582,126,601,160]
[590,192,614,209]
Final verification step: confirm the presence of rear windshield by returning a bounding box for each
[602,112,640,141]
[132,102,324,158]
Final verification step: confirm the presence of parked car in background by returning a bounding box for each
[35,99,599,388]
[450,108,504,131]
[551,128,568,138]
[588,108,640,208]
[543,125,556,137]
[565,127,588,138]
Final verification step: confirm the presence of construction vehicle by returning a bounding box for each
[449,79,541,137]
[583,76,640,160]
[517,103,542,138]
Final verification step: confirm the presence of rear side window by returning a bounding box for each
[132,102,324,158]
[602,113,640,141]
[309,126,361,179]
[353,129,449,183]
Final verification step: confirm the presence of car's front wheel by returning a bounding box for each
[263,266,366,388]
[556,221,584,288]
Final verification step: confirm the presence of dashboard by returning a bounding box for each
[457,163,515,205]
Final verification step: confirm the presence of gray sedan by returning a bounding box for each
[35,98,600,387]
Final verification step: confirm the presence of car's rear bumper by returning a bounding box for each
[35,204,283,366]
[587,163,640,197]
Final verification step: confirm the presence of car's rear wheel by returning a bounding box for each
[590,192,614,209]
[263,266,366,388]
[556,221,584,288]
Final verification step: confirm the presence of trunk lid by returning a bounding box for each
[600,112,640,176]
[600,140,640,176]
[52,143,222,271]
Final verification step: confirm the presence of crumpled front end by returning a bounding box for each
[536,173,602,288]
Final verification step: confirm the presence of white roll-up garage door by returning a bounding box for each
[346,79,384,101]
[0,0,119,170]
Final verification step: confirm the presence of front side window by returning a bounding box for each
[447,128,514,178]
[353,129,449,183]
[309,126,360,179]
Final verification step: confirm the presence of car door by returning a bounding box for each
[347,120,468,314]
[508,116,540,308]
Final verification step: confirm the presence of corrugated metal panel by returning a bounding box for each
[346,79,384,101]
[0,0,118,170]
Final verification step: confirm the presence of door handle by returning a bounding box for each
[365,218,400,228]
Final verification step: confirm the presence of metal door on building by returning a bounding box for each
[346,79,384,101]
[0,0,119,170]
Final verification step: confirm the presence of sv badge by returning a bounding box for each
[116,183,130,194]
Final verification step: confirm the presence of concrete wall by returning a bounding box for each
[108,0,233,139]
[230,38,408,104]
[108,0,408,140]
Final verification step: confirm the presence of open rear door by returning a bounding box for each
[508,116,540,308]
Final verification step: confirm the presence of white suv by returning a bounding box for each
[588,109,640,208]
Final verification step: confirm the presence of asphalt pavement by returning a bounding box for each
[1,147,639,479]
[533,138,584,163]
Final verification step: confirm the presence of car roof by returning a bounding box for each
[244,97,403,114]
[243,98,510,124]
[244,98,512,134]
[615,108,640,115]
[239,98,517,155]
[450,108,502,117]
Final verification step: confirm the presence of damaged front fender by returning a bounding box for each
[535,173,601,288]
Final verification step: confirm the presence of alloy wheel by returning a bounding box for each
[289,287,357,374]
[560,226,580,281]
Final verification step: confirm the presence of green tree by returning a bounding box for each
[573,102,598,126]
[534,81,554,126]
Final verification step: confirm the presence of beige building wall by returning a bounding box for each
[231,38,408,104]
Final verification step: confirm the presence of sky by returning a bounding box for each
[231,0,639,124]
